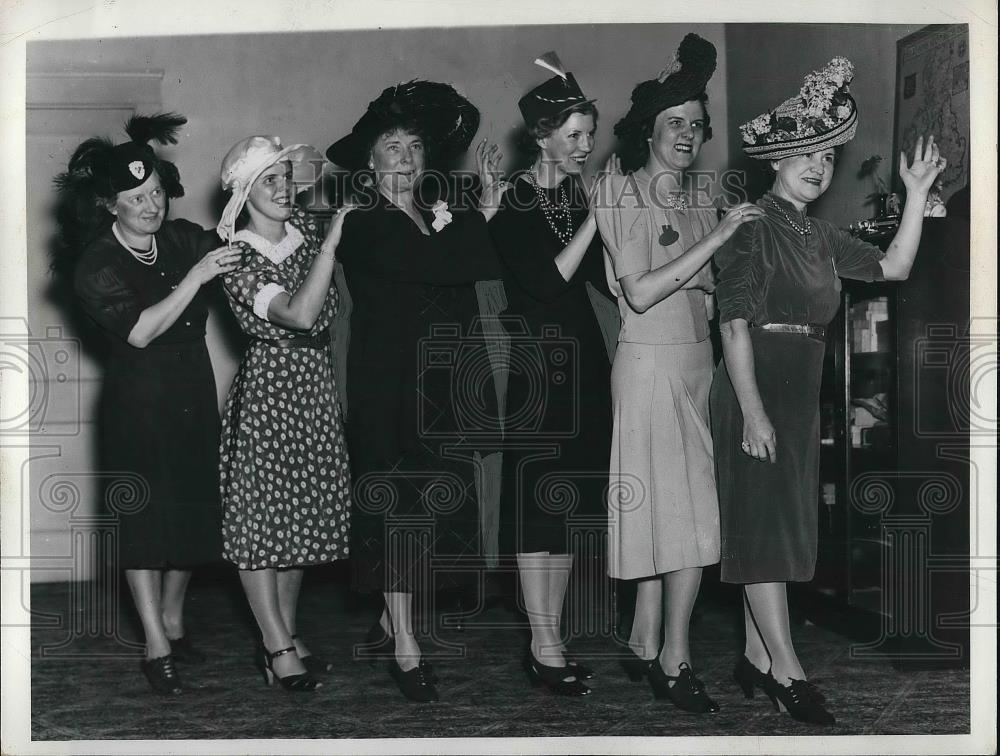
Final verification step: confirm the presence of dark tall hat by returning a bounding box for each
[517,52,595,126]
[326,80,480,171]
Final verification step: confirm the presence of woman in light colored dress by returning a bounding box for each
[595,34,762,712]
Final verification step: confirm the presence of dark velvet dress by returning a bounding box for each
[710,192,885,583]
[488,174,614,555]
[338,191,501,593]
[73,219,224,569]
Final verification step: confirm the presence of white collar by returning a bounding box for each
[232,222,303,265]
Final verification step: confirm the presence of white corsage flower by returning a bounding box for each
[431,200,453,232]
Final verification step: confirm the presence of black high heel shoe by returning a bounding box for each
[565,657,594,680]
[389,660,439,703]
[141,654,183,695]
[356,620,438,683]
[255,645,322,692]
[168,635,206,665]
[647,661,719,713]
[291,634,332,674]
[733,655,770,699]
[760,673,835,725]
[524,652,592,697]
[621,649,654,682]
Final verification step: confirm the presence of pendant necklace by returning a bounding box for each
[527,171,574,245]
[112,222,158,265]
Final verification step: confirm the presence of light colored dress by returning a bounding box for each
[596,168,721,579]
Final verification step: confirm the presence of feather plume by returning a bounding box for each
[123,112,187,145]
[533,52,568,80]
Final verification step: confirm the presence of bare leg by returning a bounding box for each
[239,568,305,679]
[277,568,309,657]
[546,554,574,654]
[744,581,806,684]
[659,567,702,675]
[629,577,663,660]
[160,569,191,640]
[125,569,169,659]
[517,552,565,667]
[743,588,771,672]
[384,591,420,672]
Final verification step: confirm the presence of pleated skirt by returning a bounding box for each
[607,340,720,580]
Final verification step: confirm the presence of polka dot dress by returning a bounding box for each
[219,208,351,569]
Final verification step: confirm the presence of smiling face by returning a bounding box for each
[246,161,294,225]
[108,172,166,241]
[648,100,707,173]
[538,112,596,179]
[370,128,425,195]
[770,149,836,209]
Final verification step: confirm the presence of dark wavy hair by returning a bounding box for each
[516,101,600,159]
[615,93,712,173]
[50,114,186,279]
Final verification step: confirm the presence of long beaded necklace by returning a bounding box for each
[112,222,158,265]
[767,196,812,236]
[527,172,574,245]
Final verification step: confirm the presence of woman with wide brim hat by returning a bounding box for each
[55,114,241,694]
[215,135,355,692]
[711,57,945,724]
[595,33,763,713]
[484,52,618,697]
[329,80,502,703]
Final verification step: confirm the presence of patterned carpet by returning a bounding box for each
[27,564,970,742]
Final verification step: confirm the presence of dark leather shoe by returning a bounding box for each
[168,635,206,665]
[141,654,183,695]
[389,660,439,703]
[648,661,719,713]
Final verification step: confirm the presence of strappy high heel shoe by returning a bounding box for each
[524,652,592,697]
[389,660,439,703]
[291,634,332,674]
[733,655,771,699]
[760,672,835,725]
[621,649,654,682]
[255,645,322,692]
[141,654,183,695]
[647,661,719,713]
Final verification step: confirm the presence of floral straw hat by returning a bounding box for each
[217,135,325,241]
[740,57,858,161]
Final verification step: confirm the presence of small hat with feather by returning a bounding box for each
[518,52,595,127]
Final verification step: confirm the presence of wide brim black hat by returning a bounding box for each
[615,34,717,134]
[326,80,480,171]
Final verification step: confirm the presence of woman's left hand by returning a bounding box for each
[476,139,509,214]
[899,134,946,196]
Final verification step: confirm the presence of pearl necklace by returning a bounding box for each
[767,197,812,236]
[527,172,574,245]
[112,222,158,265]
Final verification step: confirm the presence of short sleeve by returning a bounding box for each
[714,222,770,324]
[826,225,886,281]
[594,175,651,280]
[222,247,288,323]
[74,260,143,340]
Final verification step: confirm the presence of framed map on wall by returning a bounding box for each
[893,24,970,204]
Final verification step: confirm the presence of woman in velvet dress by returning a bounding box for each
[58,114,240,694]
[486,54,615,697]
[595,34,762,712]
[712,57,945,724]
[328,81,503,703]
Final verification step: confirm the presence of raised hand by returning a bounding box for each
[322,204,355,253]
[188,246,243,285]
[899,134,946,197]
[586,153,623,213]
[712,201,765,245]
[476,139,509,215]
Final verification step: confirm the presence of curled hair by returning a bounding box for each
[614,93,712,173]
[516,101,599,159]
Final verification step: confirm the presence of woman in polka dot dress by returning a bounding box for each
[216,135,353,692]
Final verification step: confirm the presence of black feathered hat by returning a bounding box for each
[326,80,480,171]
[517,52,595,127]
[614,34,717,135]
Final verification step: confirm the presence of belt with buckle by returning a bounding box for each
[253,333,330,349]
[754,323,826,340]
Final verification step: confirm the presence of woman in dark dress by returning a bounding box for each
[216,135,354,692]
[328,81,502,702]
[57,114,240,694]
[712,58,945,724]
[486,54,615,696]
